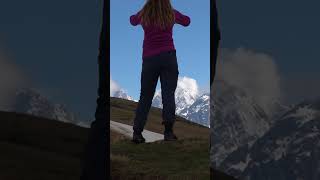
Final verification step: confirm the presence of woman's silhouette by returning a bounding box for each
[130,0,190,143]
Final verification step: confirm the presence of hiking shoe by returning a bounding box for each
[164,131,178,141]
[132,132,145,144]
[162,121,178,141]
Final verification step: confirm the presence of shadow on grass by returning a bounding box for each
[111,138,210,180]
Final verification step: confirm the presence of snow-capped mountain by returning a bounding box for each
[112,89,134,101]
[152,79,199,113]
[269,99,291,125]
[174,82,199,114]
[10,89,77,124]
[152,89,209,127]
[180,93,210,127]
[150,76,211,126]
[152,90,163,108]
[111,76,209,126]
[210,80,272,168]
[219,98,320,180]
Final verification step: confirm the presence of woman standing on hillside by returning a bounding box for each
[130,0,191,143]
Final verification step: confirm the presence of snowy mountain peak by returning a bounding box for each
[153,77,200,114]
[180,92,210,127]
[11,88,77,124]
[210,80,271,167]
[152,90,163,108]
[112,89,134,101]
[220,99,320,180]
[212,95,320,180]
[199,93,210,101]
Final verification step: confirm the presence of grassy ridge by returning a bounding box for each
[111,136,210,180]
[110,97,209,139]
[0,111,88,180]
[0,97,210,180]
[110,97,210,179]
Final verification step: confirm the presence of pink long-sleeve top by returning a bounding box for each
[130,9,191,59]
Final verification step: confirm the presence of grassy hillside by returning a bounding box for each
[0,97,234,180]
[0,111,89,180]
[110,97,210,179]
[0,97,235,180]
[110,97,209,139]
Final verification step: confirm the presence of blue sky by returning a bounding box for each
[1,0,319,122]
[0,0,102,121]
[216,0,320,104]
[110,0,210,100]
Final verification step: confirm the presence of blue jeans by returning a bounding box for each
[133,50,179,134]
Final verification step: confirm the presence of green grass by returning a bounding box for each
[110,97,210,179]
[110,97,209,139]
[0,97,210,180]
[111,138,210,180]
[0,111,88,180]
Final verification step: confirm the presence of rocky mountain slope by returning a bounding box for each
[9,89,78,124]
[219,98,320,180]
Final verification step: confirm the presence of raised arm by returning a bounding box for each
[130,11,141,26]
[174,9,191,26]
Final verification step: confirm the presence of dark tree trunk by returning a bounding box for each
[210,1,238,180]
[80,0,109,179]
[210,0,221,86]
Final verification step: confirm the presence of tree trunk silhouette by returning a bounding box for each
[80,0,109,179]
[210,1,238,180]
[210,0,221,86]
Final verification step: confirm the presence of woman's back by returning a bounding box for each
[130,9,190,59]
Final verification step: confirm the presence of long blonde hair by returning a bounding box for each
[139,0,175,29]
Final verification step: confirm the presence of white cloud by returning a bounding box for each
[177,76,199,98]
[110,77,121,96]
[112,75,207,103]
[0,49,27,109]
[110,77,135,101]
[153,76,206,112]
[212,48,282,115]
[155,76,201,97]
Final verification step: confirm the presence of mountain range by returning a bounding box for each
[151,87,210,127]
[4,85,209,128]
[210,80,320,180]
[113,88,134,101]
[6,82,319,180]
[111,81,211,127]
[5,88,80,126]
[2,81,318,179]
